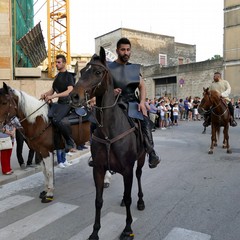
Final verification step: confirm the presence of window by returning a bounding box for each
[159,54,167,66]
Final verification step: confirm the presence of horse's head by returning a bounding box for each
[0,82,18,127]
[198,87,221,115]
[71,47,111,107]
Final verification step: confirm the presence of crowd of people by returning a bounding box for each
[145,96,203,130]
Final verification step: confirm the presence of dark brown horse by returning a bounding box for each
[71,47,146,240]
[198,87,231,154]
[0,83,90,202]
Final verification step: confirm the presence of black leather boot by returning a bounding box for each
[141,116,160,168]
[203,114,211,127]
[228,102,237,127]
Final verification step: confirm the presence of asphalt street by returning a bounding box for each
[0,119,240,240]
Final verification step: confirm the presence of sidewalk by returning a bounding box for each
[0,142,90,186]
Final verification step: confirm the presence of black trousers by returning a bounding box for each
[16,130,35,166]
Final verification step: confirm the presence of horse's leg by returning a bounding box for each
[88,167,105,240]
[222,127,227,149]
[120,170,134,240]
[39,160,48,199]
[41,155,54,203]
[136,155,145,211]
[209,126,215,154]
[202,126,206,134]
[224,125,232,153]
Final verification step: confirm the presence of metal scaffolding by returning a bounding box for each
[47,0,70,78]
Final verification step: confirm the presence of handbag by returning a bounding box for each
[0,136,13,150]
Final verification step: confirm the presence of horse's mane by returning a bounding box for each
[204,88,221,98]
[13,89,49,124]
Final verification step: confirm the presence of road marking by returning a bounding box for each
[163,227,211,240]
[69,212,137,240]
[0,195,34,214]
[0,202,78,240]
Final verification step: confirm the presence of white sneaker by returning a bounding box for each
[63,161,72,167]
[66,152,74,157]
[58,163,65,169]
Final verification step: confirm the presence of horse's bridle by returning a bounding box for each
[1,88,50,140]
[81,62,109,102]
[201,91,228,117]
[0,88,19,128]
[81,62,122,127]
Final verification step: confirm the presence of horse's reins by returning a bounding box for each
[201,92,229,118]
[4,89,51,141]
[208,93,228,117]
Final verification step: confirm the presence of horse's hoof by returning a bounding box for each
[227,149,232,154]
[39,191,47,199]
[120,199,125,207]
[119,231,134,240]
[137,201,145,211]
[41,196,53,203]
[208,150,213,154]
[87,234,99,240]
[104,182,110,188]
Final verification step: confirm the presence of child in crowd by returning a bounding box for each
[172,103,179,126]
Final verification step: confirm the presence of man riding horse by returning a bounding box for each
[109,38,160,168]
[203,71,237,127]
[40,54,76,152]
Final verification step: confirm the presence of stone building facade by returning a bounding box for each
[143,59,223,100]
[224,0,240,96]
[95,28,196,67]
[95,28,226,100]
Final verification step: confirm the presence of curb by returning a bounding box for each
[0,148,90,186]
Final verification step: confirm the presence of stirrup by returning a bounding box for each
[230,119,237,127]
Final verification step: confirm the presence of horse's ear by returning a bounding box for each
[99,47,106,65]
[203,87,205,91]
[3,82,9,94]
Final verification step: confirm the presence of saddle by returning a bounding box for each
[48,105,90,150]
[62,107,90,125]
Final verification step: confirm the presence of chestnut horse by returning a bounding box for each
[71,47,146,240]
[198,87,231,154]
[0,83,90,202]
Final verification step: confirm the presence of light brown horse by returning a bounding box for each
[198,87,232,154]
[0,83,90,202]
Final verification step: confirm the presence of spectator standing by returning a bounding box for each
[178,99,185,120]
[149,99,158,131]
[158,100,167,130]
[172,103,179,125]
[183,97,189,120]
[193,97,201,120]
[16,129,35,169]
[0,124,15,175]
[187,96,193,121]
[235,98,240,119]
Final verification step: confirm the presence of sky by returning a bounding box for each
[34,0,224,62]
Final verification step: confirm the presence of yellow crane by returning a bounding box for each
[47,0,70,78]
